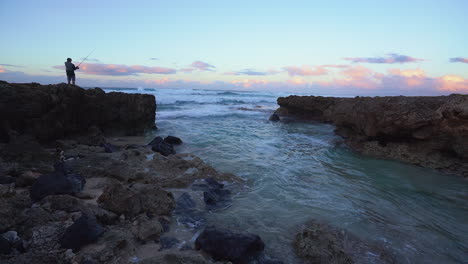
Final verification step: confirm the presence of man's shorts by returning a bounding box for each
[67,73,75,82]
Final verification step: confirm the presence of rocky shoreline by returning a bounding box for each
[276,95,468,177]
[0,81,396,264]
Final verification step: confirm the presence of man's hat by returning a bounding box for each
[67,58,72,61]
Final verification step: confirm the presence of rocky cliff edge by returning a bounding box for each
[276,94,468,177]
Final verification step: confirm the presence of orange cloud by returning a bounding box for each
[0,66,5,73]
[388,68,426,87]
[437,75,468,92]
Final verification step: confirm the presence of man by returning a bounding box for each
[65,58,79,85]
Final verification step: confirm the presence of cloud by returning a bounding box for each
[225,68,281,76]
[149,58,159,61]
[437,75,468,91]
[283,65,329,76]
[0,66,6,73]
[191,61,215,71]
[53,63,176,76]
[449,57,468,63]
[180,68,196,73]
[0,64,23,67]
[79,58,100,63]
[344,53,424,64]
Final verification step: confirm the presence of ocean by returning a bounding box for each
[103,87,468,263]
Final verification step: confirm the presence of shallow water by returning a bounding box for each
[104,87,468,263]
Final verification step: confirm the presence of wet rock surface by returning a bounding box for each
[277,94,468,176]
[293,220,394,264]
[148,136,176,156]
[164,135,183,145]
[195,226,265,264]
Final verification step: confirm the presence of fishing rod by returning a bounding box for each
[77,48,96,67]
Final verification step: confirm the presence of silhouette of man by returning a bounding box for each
[65,58,79,85]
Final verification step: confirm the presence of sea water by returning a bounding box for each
[104,87,468,263]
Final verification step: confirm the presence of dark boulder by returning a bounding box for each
[60,214,105,251]
[195,226,265,264]
[100,143,118,153]
[30,162,85,201]
[203,188,231,209]
[148,136,175,156]
[269,113,280,121]
[0,236,11,254]
[164,136,183,145]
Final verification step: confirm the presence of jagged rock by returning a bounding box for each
[293,220,394,264]
[148,136,175,156]
[40,194,82,213]
[131,214,163,242]
[164,136,183,145]
[100,143,118,153]
[28,221,71,252]
[16,171,41,187]
[277,94,468,176]
[293,221,353,264]
[0,135,54,173]
[97,183,175,217]
[0,191,31,232]
[195,226,265,263]
[0,81,156,143]
[30,162,85,201]
[0,184,15,198]
[75,226,137,264]
[269,113,280,121]
[60,215,105,251]
[97,183,141,217]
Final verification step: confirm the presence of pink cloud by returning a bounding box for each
[437,75,468,91]
[231,79,269,88]
[191,61,215,71]
[344,53,424,64]
[180,68,196,73]
[53,63,176,76]
[283,65,328,76]
[0,66,5,73]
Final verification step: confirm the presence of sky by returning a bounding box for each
[0,0,467,95]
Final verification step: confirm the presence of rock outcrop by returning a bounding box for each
[0,81,156,143]
[277,94,468,176]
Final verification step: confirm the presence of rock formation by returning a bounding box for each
[276,95,468,177]
[0,81,156,143]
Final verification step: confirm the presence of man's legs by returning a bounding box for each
[67,74,72,84]
[72,74,76,85]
